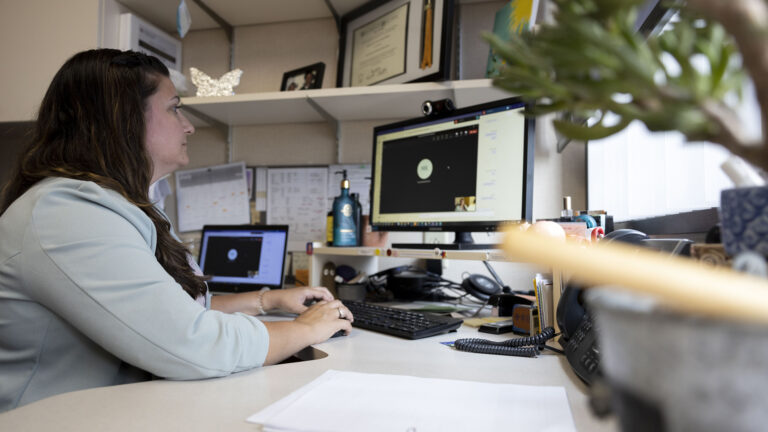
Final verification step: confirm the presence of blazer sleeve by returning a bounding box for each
[22,182,269,379]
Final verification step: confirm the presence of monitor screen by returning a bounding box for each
[369,97,534,240]
[198,225,289,292]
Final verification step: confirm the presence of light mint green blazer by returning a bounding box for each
[0,178,269,412]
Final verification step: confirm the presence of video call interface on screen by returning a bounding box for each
[199,229,287,287]
[370,100,528,228]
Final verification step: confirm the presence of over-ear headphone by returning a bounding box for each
[461,274,502,301]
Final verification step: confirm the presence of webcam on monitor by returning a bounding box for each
[421,98,455,117]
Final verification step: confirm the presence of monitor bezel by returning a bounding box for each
[368,96,535,233]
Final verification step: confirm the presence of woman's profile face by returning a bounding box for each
[145,76,195,183]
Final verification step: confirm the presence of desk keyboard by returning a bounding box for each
[341,300,463,340]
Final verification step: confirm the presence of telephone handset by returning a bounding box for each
[557,283,601,384]
[556,228,652,385]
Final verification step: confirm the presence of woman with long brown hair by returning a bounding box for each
[0,49,352,412]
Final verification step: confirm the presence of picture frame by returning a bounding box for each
[337,0,455,87]
[280,62,325,91]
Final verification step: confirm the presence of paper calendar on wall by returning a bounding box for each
[266,167,329,251]
[175,162,250,232]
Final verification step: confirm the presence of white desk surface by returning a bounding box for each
[0,320,617,431]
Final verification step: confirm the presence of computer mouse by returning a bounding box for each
[331,329,347,338]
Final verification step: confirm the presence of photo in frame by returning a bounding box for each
[337,0,455,87]
[280,62,325,91]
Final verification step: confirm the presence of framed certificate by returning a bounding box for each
[337,0,455,87]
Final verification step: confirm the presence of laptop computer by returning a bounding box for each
[197,225,290,293]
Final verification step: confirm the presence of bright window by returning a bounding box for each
[587,81,761,222]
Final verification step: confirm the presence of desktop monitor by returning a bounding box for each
[369,97,534,249]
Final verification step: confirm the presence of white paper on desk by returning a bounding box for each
[247,370,576,432]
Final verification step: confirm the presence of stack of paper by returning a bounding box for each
[247,370,576,432]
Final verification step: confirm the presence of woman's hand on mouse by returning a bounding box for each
[261,299,354,364]
[262,286,334,314]
[295,299,354,341]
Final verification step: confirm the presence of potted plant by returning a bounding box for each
[488,1,768,429]
[485,0,763,167]
[486,0,768,254]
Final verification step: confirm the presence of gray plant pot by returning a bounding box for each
[587,288,768,432]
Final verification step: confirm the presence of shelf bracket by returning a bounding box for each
[305,96,337,124]
[305,96,343,163]
[190,0,234,44]
[182,105,229,137]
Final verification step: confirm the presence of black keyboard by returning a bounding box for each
[341,300,464,340]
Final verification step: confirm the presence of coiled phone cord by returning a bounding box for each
[453,327,556,358]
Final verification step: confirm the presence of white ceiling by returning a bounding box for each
[117,0,370,33]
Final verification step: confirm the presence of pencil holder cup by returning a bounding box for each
[587,288,768,432]
[719,186,768,257]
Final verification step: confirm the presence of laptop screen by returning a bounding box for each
[198,225,289,293]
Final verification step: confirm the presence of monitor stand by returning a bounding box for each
[392,232,499,250]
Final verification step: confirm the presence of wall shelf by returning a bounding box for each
[311,245,509,261]
[307,244,511,287]
[181,79,512,127]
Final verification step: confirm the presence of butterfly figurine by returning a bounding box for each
[190,67,243,97]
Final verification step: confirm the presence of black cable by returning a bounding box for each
[375,265,480,305]
[498,327,556,347]
[454,340,540,357]
[542,345,565,355]
[453,327,557,358]
[402,265,461,287]
[470,297,491,317]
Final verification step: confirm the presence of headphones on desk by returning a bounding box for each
[460,274,502,301]
[366,265,505,302]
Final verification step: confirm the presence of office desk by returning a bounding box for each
[0,321,617,431]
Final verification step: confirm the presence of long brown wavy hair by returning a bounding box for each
[0,49,206,299]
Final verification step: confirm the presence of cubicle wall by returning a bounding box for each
[0,1,586,286]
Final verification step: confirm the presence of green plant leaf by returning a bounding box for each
[484,0,745,147]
